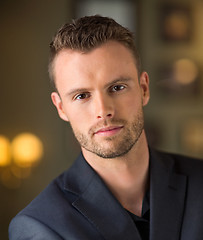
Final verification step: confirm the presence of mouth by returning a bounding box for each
[94,126,124,137]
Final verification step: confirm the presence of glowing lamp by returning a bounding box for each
[0,135,11,166]
[11,133,43,167]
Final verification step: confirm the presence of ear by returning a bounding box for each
[51,92,69,122]
[139,71,150,106]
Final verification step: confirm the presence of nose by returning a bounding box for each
[94,93,114,120]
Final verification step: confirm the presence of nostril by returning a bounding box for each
[97,113,112,119]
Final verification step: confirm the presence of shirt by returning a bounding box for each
[126,191,150,240]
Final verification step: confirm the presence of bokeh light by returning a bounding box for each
[0,135,11,167]
[11,133,43,168]
[173,58,198,85]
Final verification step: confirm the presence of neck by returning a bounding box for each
[82,131,150,216]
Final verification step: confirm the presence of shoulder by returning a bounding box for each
[153,149,203,177]
[18,169,78,217]
[9,170,77,239]
[9,215,62,240]
[8,154,97,239]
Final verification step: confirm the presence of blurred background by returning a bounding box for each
[0,0,203,238]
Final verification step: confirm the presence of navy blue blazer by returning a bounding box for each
[9,149,203,240]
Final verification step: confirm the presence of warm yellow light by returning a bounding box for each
[11,133,43,167]
[0,135,11,167]
[181,120,203,154]
[164,12,189,40]
[173,58,198,85]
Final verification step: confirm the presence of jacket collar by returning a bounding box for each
[149,149,187,240]
[63,150,187,240]
[63,153,141,240]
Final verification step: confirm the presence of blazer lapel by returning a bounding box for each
[149,150,187,240]
[64,154,141,240]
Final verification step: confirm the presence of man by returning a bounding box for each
[9,15,203,240]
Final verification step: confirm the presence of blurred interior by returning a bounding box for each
[1,0,203,238]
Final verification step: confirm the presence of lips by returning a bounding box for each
[94,126,123,136]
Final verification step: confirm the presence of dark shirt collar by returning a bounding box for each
[126,189,150,221]
[126,191,150,240]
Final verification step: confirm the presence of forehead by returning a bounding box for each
[53,41,138,91]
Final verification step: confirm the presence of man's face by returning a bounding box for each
[51,41,150,159]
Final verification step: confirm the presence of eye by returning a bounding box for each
[74,92,90,100]
[110,85,126,92]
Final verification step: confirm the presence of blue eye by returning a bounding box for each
[75,92,90,100]
[110,85,125,92]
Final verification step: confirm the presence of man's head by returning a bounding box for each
[50,16,150,160]
[49,15,141,91]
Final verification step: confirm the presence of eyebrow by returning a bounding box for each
[66,87,90,98]
[104,77,132,89]
[66,77,132,97]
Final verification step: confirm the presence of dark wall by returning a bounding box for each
[0,1,79,239]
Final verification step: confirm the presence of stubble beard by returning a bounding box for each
[72,109,144,159]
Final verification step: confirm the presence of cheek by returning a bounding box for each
[66,107,90,132]
[119,94,142,114]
